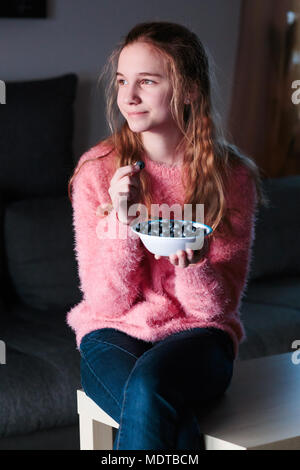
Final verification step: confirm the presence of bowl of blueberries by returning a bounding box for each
[131,217,213,256]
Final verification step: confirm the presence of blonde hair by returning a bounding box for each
[68,21,269,238]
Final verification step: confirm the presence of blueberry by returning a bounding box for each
[135,161,145,170]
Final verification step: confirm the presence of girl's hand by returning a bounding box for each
[154,238,209,268]
[108,163,142,225]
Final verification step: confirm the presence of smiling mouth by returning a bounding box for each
[128,112,148,116]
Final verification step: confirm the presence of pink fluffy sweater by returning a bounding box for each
[66,141,258,359]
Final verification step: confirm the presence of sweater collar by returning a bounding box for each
[142,153,183,180]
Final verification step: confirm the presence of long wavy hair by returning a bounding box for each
[68,21,269,238]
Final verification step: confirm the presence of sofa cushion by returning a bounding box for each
[0,301,81,438]
[238,297,300,360]
[244,276,300,311]
[0,74,78,201]
[249,175,300,280]
[4,196,82,311]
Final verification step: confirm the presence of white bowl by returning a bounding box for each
[131,219,213,256]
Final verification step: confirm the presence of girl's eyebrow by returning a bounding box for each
[116,72,163,78]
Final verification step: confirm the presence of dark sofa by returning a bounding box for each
[0,74,82,449]
[0,73,299,449]
[238,174,300,360]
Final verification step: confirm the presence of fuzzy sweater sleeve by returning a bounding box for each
[174,164,257,323]
[71,150,145,319]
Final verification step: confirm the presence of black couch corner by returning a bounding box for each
[239,175,300,360]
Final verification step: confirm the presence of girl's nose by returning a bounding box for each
[124,94,140,105]
[124,86,141,104]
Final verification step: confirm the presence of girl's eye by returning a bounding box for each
[117,79,155,86]
[142,79,154,85]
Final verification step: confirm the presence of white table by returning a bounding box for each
[77,352,300,450]
[200,352,300,449]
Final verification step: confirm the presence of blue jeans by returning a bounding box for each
[79,327,235,451]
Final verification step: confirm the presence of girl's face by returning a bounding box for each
[116,42,175,134]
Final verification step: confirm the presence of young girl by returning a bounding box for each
[67,21,268,450]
